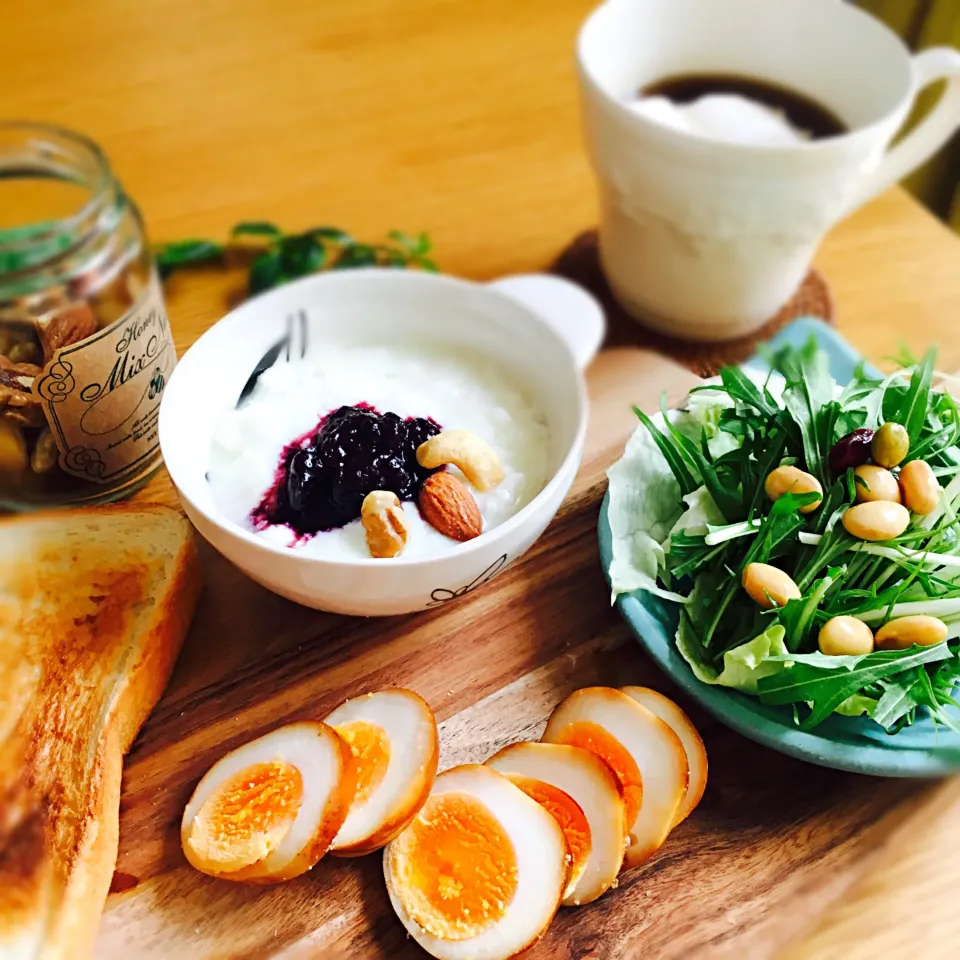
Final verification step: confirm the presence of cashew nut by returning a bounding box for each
[361,490,409,559]
[416,429,504,492]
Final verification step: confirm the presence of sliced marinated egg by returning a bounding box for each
[620,686,708,826]
[384,764,566,960]
[181,721,356,883]
[542,686,689,869]
[485,741,626,906]
[324,688,439,856]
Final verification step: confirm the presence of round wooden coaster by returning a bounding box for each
[551,229,834,377]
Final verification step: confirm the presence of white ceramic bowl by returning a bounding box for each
[159,269,604,615]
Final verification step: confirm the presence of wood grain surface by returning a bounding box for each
[4,0,960,957]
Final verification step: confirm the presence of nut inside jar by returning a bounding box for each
[0,254,154,501]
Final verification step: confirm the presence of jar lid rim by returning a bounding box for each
[0,121,115,271]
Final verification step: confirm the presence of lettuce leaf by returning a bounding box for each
[716,625,790,694]
[835,694,879,718]
[675,576,791,692]
[666,486,726,544]
[607,385,738,602]
[607,410,695,602]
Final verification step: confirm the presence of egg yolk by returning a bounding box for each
[335,720,390,805]
[506,775,591,891]
[554,722,642,831]
[187,761,303,872]
[390,792,518,941]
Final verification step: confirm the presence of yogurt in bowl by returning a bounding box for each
[207,343,551,560]
[159,269,604,615]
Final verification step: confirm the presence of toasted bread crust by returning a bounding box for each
[0,503,200,960]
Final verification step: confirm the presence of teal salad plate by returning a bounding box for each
[598,317,960,777]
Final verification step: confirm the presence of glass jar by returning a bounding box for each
[0,122,175,510]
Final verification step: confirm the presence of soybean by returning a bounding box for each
[875,615,948,650]
[764,465,823,514]
[898,460,940,516]
[853,464,901,504]
[871,421,910,469]
[818,616,874,657]
[841,501,910,541]
[742,562,801,610]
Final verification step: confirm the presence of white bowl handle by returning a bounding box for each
[488,274,606,370]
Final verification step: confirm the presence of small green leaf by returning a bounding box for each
[371,244,405,267]
[231,221,282,238]
[154,239,224,278]
[387,229,416,247]
[872,677,918,729]
[885,343,921,369]
[335,243,378,269]
[248,251,283,294]
[156,224,437,291]
[900,347,936,446]
[633,406,698,496]
[307,226,354,244]
[773,337,835,487]
[757,643,952,729]
[279,234,326,277]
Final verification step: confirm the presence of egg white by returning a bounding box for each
[542,686,689,868]
[325,688,438,854]
[486,741,626,906]
[383,764,566,960]
[620,686,708,826]
[181,721,353,881]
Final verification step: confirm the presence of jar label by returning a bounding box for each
[36,270,176,483]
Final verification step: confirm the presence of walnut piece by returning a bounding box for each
[0,367,45,429]
[0,355,43,378]
[361,491,410,558]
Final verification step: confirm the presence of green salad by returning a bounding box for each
[607,340,960,734]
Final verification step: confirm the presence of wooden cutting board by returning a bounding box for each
[96,348,947,960]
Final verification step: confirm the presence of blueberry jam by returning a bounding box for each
[253,404,441,537]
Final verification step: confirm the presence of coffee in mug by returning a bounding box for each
[639,73,847,142]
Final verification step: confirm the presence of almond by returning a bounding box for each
[39,303,98,362]
[419,472,482,541]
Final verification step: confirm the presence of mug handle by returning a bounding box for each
[846,46,960,214]
[487,274,606,370]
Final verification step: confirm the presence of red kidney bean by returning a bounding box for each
[829,428,875,474]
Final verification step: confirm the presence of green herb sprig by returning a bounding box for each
[155,222,437,295]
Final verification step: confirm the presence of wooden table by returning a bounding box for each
[6,1,960,958]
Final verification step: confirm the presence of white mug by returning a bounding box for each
[577,0,960,341]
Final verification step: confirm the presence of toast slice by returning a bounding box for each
[0,504,201,960]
